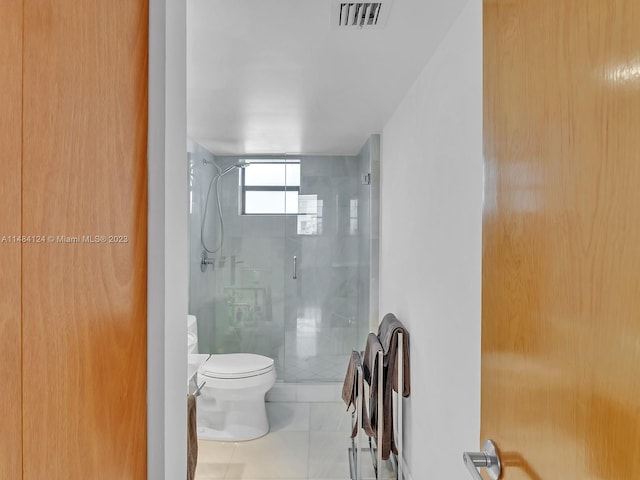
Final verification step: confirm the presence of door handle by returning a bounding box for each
[463,440,502,480]
[293,255,297,279]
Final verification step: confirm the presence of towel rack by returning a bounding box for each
[193,380,206,397]
[348,332,404,480]
[348,361,365,480]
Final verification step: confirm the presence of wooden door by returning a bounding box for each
[20,0,149,478]
[0,0,23,478]
[482,0,640,478]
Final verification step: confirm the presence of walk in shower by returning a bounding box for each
[188,136,379,383]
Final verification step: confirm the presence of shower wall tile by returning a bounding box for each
[301,156,335,177]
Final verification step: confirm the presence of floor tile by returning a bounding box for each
[309,402,352,433]
[267,402,310,432]
[196,400,396,480]
[195,440,237,479]
[227,431,310,479]
[307,432,351,479]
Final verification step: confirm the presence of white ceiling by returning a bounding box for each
[187,0,469,156]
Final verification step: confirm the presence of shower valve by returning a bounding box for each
[201,251,216,272]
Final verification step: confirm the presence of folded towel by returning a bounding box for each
[363,332,383,388]
[187,394,198,480]
[363,333,384,441]
[342,350,362,410]
[376,313,411,460]
[378,313,411,397]
[342,350,376,439]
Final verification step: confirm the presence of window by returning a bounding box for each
[240,160,300,215]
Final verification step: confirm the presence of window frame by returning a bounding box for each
[239,160,301,215]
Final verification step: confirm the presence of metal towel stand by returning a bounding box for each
[348,332,403,480]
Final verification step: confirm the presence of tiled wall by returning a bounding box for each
[188,139,379,382]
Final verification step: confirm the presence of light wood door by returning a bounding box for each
[482,0,640,478]
[21,0,148,478]
[0,0,23,478]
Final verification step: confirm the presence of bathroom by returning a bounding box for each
[180,1,482,480]
[187,135,382,476]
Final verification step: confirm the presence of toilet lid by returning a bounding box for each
[201,353,275,379]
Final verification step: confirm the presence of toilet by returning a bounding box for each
[187,315,276,441]
[197,353,276,441]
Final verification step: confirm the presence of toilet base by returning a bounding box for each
[196,396,270,441]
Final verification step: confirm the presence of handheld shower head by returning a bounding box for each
[202,160,250,256]
[220,160,249,176]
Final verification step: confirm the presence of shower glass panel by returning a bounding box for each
[283,156,364,382]
[189,140,377,383]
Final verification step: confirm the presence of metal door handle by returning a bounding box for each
[463,440,502,480]
[293,256,297,279]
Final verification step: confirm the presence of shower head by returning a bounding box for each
[220,160,249,176]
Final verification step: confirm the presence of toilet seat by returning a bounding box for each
[201,353,274,379]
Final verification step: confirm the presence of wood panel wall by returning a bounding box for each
[0,0,23,478]
[20,0,148,478]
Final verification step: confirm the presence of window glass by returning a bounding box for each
[284,164,300,186]
[241,160,300,215]
[244,191,299,215]
[244,163,286,186]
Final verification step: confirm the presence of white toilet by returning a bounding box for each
[187,315,276,441]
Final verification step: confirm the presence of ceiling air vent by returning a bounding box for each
[331,1,394,30]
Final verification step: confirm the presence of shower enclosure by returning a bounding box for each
[188,136,379,383]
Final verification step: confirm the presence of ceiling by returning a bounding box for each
[187,0,469,156]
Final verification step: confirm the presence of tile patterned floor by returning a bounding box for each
[195,402,396,480]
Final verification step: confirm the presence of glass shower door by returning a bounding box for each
[282,156,366,382]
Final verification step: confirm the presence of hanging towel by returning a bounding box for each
[363,332,384,441]
[187,394,198,480]
[378,313,411,397]
[342,349,376,438]
[363,332,383,387]
[342,350,362,410]
[377,313,411,460]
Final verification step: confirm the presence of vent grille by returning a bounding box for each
[339,3,381,27]
[332,1,393,29]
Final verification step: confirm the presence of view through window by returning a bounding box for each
[240,160,301,215]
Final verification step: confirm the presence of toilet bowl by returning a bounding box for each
[196,353,276,441]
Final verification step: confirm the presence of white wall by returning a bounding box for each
[148,0,187,478]
[379,1,482,479]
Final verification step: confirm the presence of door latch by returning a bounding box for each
[463,439,502,480]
